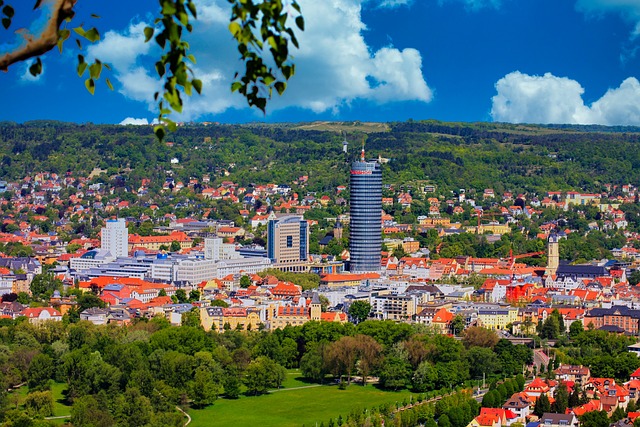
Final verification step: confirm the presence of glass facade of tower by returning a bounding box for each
[349,160,382,272]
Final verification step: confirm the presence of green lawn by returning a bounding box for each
[188,382,414,427]
[11,382,71,421]
[279,369,317,389]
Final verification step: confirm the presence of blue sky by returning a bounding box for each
[1,0,640,126]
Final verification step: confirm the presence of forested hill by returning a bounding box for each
[1,120,640,195]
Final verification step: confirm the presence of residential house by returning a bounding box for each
[467,408,517,427]
[80,307,108,325]
[20,307,62,324]
[537,413,578,427]
[524,377,557,398]
[554,365,591,384]
[502,392,532,422]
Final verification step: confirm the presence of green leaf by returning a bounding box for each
[161,1,177,15]
[73,26,86,37]
[84,28,100,43]
[178,11,189,26]
[1,17,9,29]
[155,33,166,49]
[154,125,166,142]
[105,78,114,91]
[295,16,304,31]
[144,26,154,42]
[187,1,197,18]
[229,22,242,37]
[77,56,87,77]
[90,14,100,18]
[231,82,242,92]
[85,78,95,95]
[187,54,196,64]
[155,61,165,78]
[274,81,286,95]
[59,29,70,41]
[192,79,202,94]
[28,58,42,77]
[89,62,102,79]
[2,5,13,18]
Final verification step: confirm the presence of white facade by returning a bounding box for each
[215,257,272,278]
[204,237,241,261]
[70,249,116,272]
[0,276,12,296]
[102,218,128,258]
[176,258,218,284]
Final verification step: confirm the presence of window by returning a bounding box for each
[287,236,293,247]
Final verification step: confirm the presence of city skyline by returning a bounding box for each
[1,0,639,126]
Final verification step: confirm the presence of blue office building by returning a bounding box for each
[267,215,309,272]
[349,158,382,272]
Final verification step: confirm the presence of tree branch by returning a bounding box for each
[0,0,76,72]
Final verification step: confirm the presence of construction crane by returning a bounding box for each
[474,210,503,231]
[507,249,545,268]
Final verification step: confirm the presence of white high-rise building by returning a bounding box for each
[101,218,128,258]
[204,237,241,261]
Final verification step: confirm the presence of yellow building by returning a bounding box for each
[419,217,451,227]
[267,296,321,330]
[200,306,261,332]
[477,306,518,330]
[319,272,380,287]
[402,239,420,254]
[128,231,192,251]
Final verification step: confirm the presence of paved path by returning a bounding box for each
[176,405,191,426]
[269,384,324,392]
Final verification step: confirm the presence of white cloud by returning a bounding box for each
[589,77,640,125]
[116,67,162,109]
[576,0,640,38]
[87,0,432,121]
[374,0,413,8]
[438,0,503,11]
[19,59,44,84]
[120,117,151,125]
[86,22,151,71]
[491,71,640,126]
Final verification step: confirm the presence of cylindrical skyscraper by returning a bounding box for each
[349,159,382,272]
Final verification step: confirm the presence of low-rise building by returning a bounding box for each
[200,306,262,332]
[20,307,62,324]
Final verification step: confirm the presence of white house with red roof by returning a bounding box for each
[20,307,62,324]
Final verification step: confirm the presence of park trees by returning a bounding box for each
[29,273,63,299]
[462,326,499,348]
[348,300,371,324]
[244,356,286,395]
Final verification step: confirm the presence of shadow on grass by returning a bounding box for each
[292,376,320,385]
[59,388,73,407]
